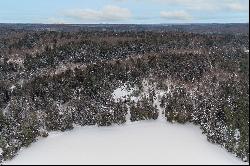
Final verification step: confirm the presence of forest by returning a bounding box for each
[0,24,249,163]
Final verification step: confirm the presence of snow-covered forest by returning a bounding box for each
[0,24,249,164]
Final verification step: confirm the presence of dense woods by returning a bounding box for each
[0,24,249,163]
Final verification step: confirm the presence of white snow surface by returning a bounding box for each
[3,121,247,165]
[112,80,169,104]
[112,83,137,102]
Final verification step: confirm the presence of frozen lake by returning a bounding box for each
[4,120,247,165]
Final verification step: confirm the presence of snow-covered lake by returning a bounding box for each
[4,120,247,165]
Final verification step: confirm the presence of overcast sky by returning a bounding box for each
[0,0,249,24]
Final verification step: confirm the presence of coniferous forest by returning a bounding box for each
[0,24,249,163]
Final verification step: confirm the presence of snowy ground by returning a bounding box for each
[3,120,247,165]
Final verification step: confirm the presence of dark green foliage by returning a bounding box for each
[45,102,74,131]
[130,99,159,122]
[223,95,249,161]
[97,112,113,127]
[164,88,192,124]
[113,103,128,125]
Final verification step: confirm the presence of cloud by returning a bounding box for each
[155,0,249,12]
[156,0,219,11]
[64,5,132,23]
[160,11,192,20]
[53,0,248,24]
[227,3,249,12]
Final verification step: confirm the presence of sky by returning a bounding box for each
[0,0,249,24]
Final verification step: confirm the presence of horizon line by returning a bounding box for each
[0,22,249,25]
